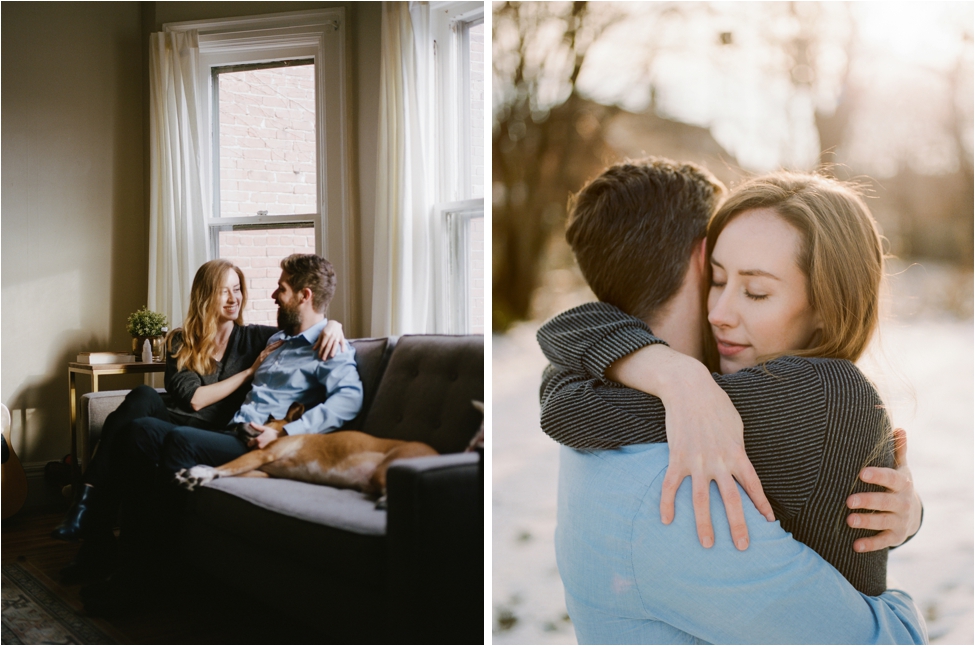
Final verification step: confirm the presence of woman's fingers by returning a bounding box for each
[735,464,775,523]
[858,465,908,492]
[715,476,749,551]
[257,340,284,364]
[323,336,337,359]
[314,333,337,359]
[848,491,906,514]
[847,509,896,531]
[853,531,897,553]
[315,321,347,359]
[691,476,714,548]
[659,467,684,525]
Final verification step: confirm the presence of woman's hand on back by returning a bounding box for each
[846,427,923,552]
[607,345,775,551]
[314,320,348,360]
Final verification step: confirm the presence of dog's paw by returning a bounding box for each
[173,465,218,491]
[374,495,388,510]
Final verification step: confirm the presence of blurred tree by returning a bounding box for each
[492,1,624,330]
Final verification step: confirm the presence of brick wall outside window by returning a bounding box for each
[216,64,318,326]
[470,23,484,200]
[218,65,317,217]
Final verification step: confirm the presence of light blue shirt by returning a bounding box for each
[232,319,363,435]
[557,444,928,645]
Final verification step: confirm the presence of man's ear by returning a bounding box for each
[693,239,707,274]
[297,286,314,306]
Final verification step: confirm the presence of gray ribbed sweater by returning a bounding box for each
[537,301,894,596]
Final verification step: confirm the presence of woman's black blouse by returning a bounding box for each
[163,324,277,429]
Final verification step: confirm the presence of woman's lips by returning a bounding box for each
[715,338,749,357]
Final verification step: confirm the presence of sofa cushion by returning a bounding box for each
[203,477,386,535]
[342,337,396,430]
[362,335,483,454]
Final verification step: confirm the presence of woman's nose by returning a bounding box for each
[708,289,736,328]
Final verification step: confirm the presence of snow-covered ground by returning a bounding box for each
[492,314,974,644]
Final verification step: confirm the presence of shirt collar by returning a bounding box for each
[288,318,328,344]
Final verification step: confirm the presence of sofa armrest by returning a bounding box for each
[80,390,131,445]
[385,451,483,643]
[80,389,166,445]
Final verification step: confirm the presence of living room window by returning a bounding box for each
[164,9,353,327]
[210,60,318,325]
[433,5,485,334]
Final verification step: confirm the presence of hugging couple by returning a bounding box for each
[537,159,929,643]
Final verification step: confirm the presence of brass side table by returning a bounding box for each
[68,361,165,470]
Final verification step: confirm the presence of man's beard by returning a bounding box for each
[277,301,301,335]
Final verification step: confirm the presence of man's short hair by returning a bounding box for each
[565,157,725,320]
[280,254,336,314]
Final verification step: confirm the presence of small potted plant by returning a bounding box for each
[126,306,168,361]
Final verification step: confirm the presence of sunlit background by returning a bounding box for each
[491,2,974,643]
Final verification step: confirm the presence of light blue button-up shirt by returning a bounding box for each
[556,444,928,645]
[232,319,363,435]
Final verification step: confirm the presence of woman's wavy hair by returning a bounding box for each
[702,172,885,371]
[168,259,247,375]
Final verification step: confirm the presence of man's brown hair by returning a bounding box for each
[566,157,726,320]
[280,254,337,314]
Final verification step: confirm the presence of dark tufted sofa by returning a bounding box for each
[80,335,484,644]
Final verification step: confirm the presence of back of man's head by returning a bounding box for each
[566,157,725,321]
[280,254,336,314]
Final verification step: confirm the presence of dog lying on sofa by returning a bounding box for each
[174,402,439,499]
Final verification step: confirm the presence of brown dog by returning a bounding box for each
[174,402,438,501]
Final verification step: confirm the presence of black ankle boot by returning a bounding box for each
[52,484,99,541]
[60,532,118,585]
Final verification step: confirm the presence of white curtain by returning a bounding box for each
[371,2,436,336]
[148,30,209,329]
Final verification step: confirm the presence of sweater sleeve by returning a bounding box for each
[536,302,666,380]
[164,331,203,411]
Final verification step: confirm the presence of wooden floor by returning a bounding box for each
[2,508,305,644]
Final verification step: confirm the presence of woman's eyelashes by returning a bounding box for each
[710,279,768,301]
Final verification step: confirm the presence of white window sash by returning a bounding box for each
[435,199,484,333]
[430,3,484,334]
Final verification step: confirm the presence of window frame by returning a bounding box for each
[437,199,484,333]
[162,9,356,325]
[430,2,485,334]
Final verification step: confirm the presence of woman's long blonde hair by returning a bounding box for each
[168,259,248,375]
[702,172,885,371]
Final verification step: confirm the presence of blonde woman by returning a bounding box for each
[53,259,346,581]
[537,170,925,642]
